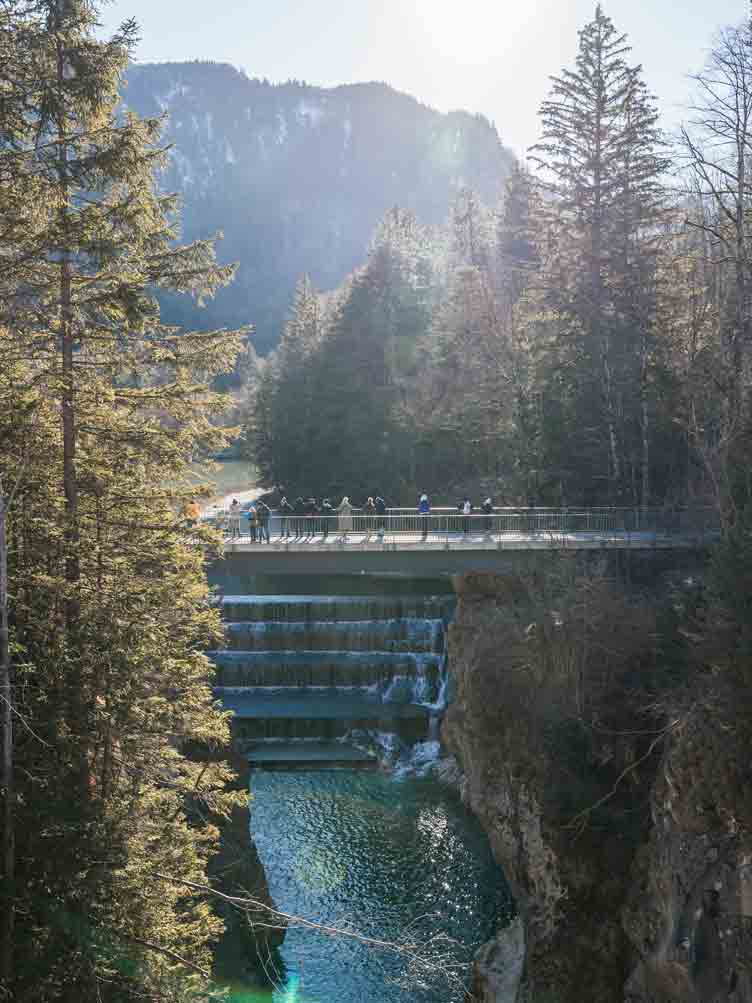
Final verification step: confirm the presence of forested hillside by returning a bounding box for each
[123,62,515,351]
[248,7,751,516]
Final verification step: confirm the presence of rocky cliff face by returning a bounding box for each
[443,569,752,1002]
[123,62,514,350]
[208,748,286,982]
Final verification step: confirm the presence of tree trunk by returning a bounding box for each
[0,477,14,989]
[56,23,86,795]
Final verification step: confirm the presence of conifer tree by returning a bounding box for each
[450,188,492,270]
[265,276,323,489]
[497,166,544,500]
[529,3,667,502]
[0,3,246,999]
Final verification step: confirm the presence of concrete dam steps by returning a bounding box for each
[223,617,445,651]
[220,594,455,623]
[211,592,451,767]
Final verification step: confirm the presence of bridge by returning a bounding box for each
[217,507,718,576]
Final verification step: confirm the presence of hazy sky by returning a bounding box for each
[99,0,747,156]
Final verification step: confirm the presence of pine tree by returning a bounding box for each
[497,166,544,500]
[266,276,323,489]
[529,3,667,503]
[0,3,247,999]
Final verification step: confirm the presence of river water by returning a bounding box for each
[219,769,508,1003]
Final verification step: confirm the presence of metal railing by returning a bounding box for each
[214,506,720,548]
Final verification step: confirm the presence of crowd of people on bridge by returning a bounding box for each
[221,492,497,543]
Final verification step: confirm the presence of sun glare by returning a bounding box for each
[408,0,529,69]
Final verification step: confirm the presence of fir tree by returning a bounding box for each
[0,3,246,999]
[529,3,667,503]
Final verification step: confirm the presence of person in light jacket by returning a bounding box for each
[335,496,353,537]
[227,498,241,538]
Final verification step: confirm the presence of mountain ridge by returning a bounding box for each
[123,61,515,351]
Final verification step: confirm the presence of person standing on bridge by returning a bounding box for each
[279,496,293,539]
[227,498,241,539]
[481,497,493,536]
[375,495,387,541]
[294,496,305,538]
[257,500,271,543]
[419,493,430,541]
[305,497,319,537]
[183,499,201,528]
[248,503,259,543]
[363,496,376,540]
[321,497,333,539]
[335,496,353,540]
[460,496,472,536]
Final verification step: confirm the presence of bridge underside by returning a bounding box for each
[215,536,712,579]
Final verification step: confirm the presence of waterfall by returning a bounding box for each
[211,592,454,767]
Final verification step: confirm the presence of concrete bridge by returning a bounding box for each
[218,507,718,576]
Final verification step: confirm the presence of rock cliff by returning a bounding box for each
[443,569,752,1002]
[208,748,286,983]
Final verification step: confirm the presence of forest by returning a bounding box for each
[248,5,752,518]
[2,1,752,1002]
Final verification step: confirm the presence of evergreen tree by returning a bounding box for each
[497,167,545,500]
[529,3,667,503]
[0,3,246,999]
[264,276,323,490]
[309,248,400,498]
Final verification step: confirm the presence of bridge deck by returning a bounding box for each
[223,528,714,554]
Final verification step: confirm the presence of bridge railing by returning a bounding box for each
[214,506,719,544]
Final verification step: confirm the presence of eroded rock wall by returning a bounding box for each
[208,748,286,980]
[443,570,752,1003]
[623,689,752,1003]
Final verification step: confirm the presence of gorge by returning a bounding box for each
[207,553,752,1003]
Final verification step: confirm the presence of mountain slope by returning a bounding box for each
[123,61,515,351]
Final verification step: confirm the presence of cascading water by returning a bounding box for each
[209,582,511,1002]
[211,593,454,765]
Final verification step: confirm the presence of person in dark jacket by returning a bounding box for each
[256,500,271,543]
[279,496,293,539]
[481,497,494,536]
[418,493,430,541]
[305,497,319,537]
[293,496,305,538]
[375,495,387,537]
[363,496,376,540]
[321,498,333,539]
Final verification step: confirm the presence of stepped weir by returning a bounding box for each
[211,592,455,767]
